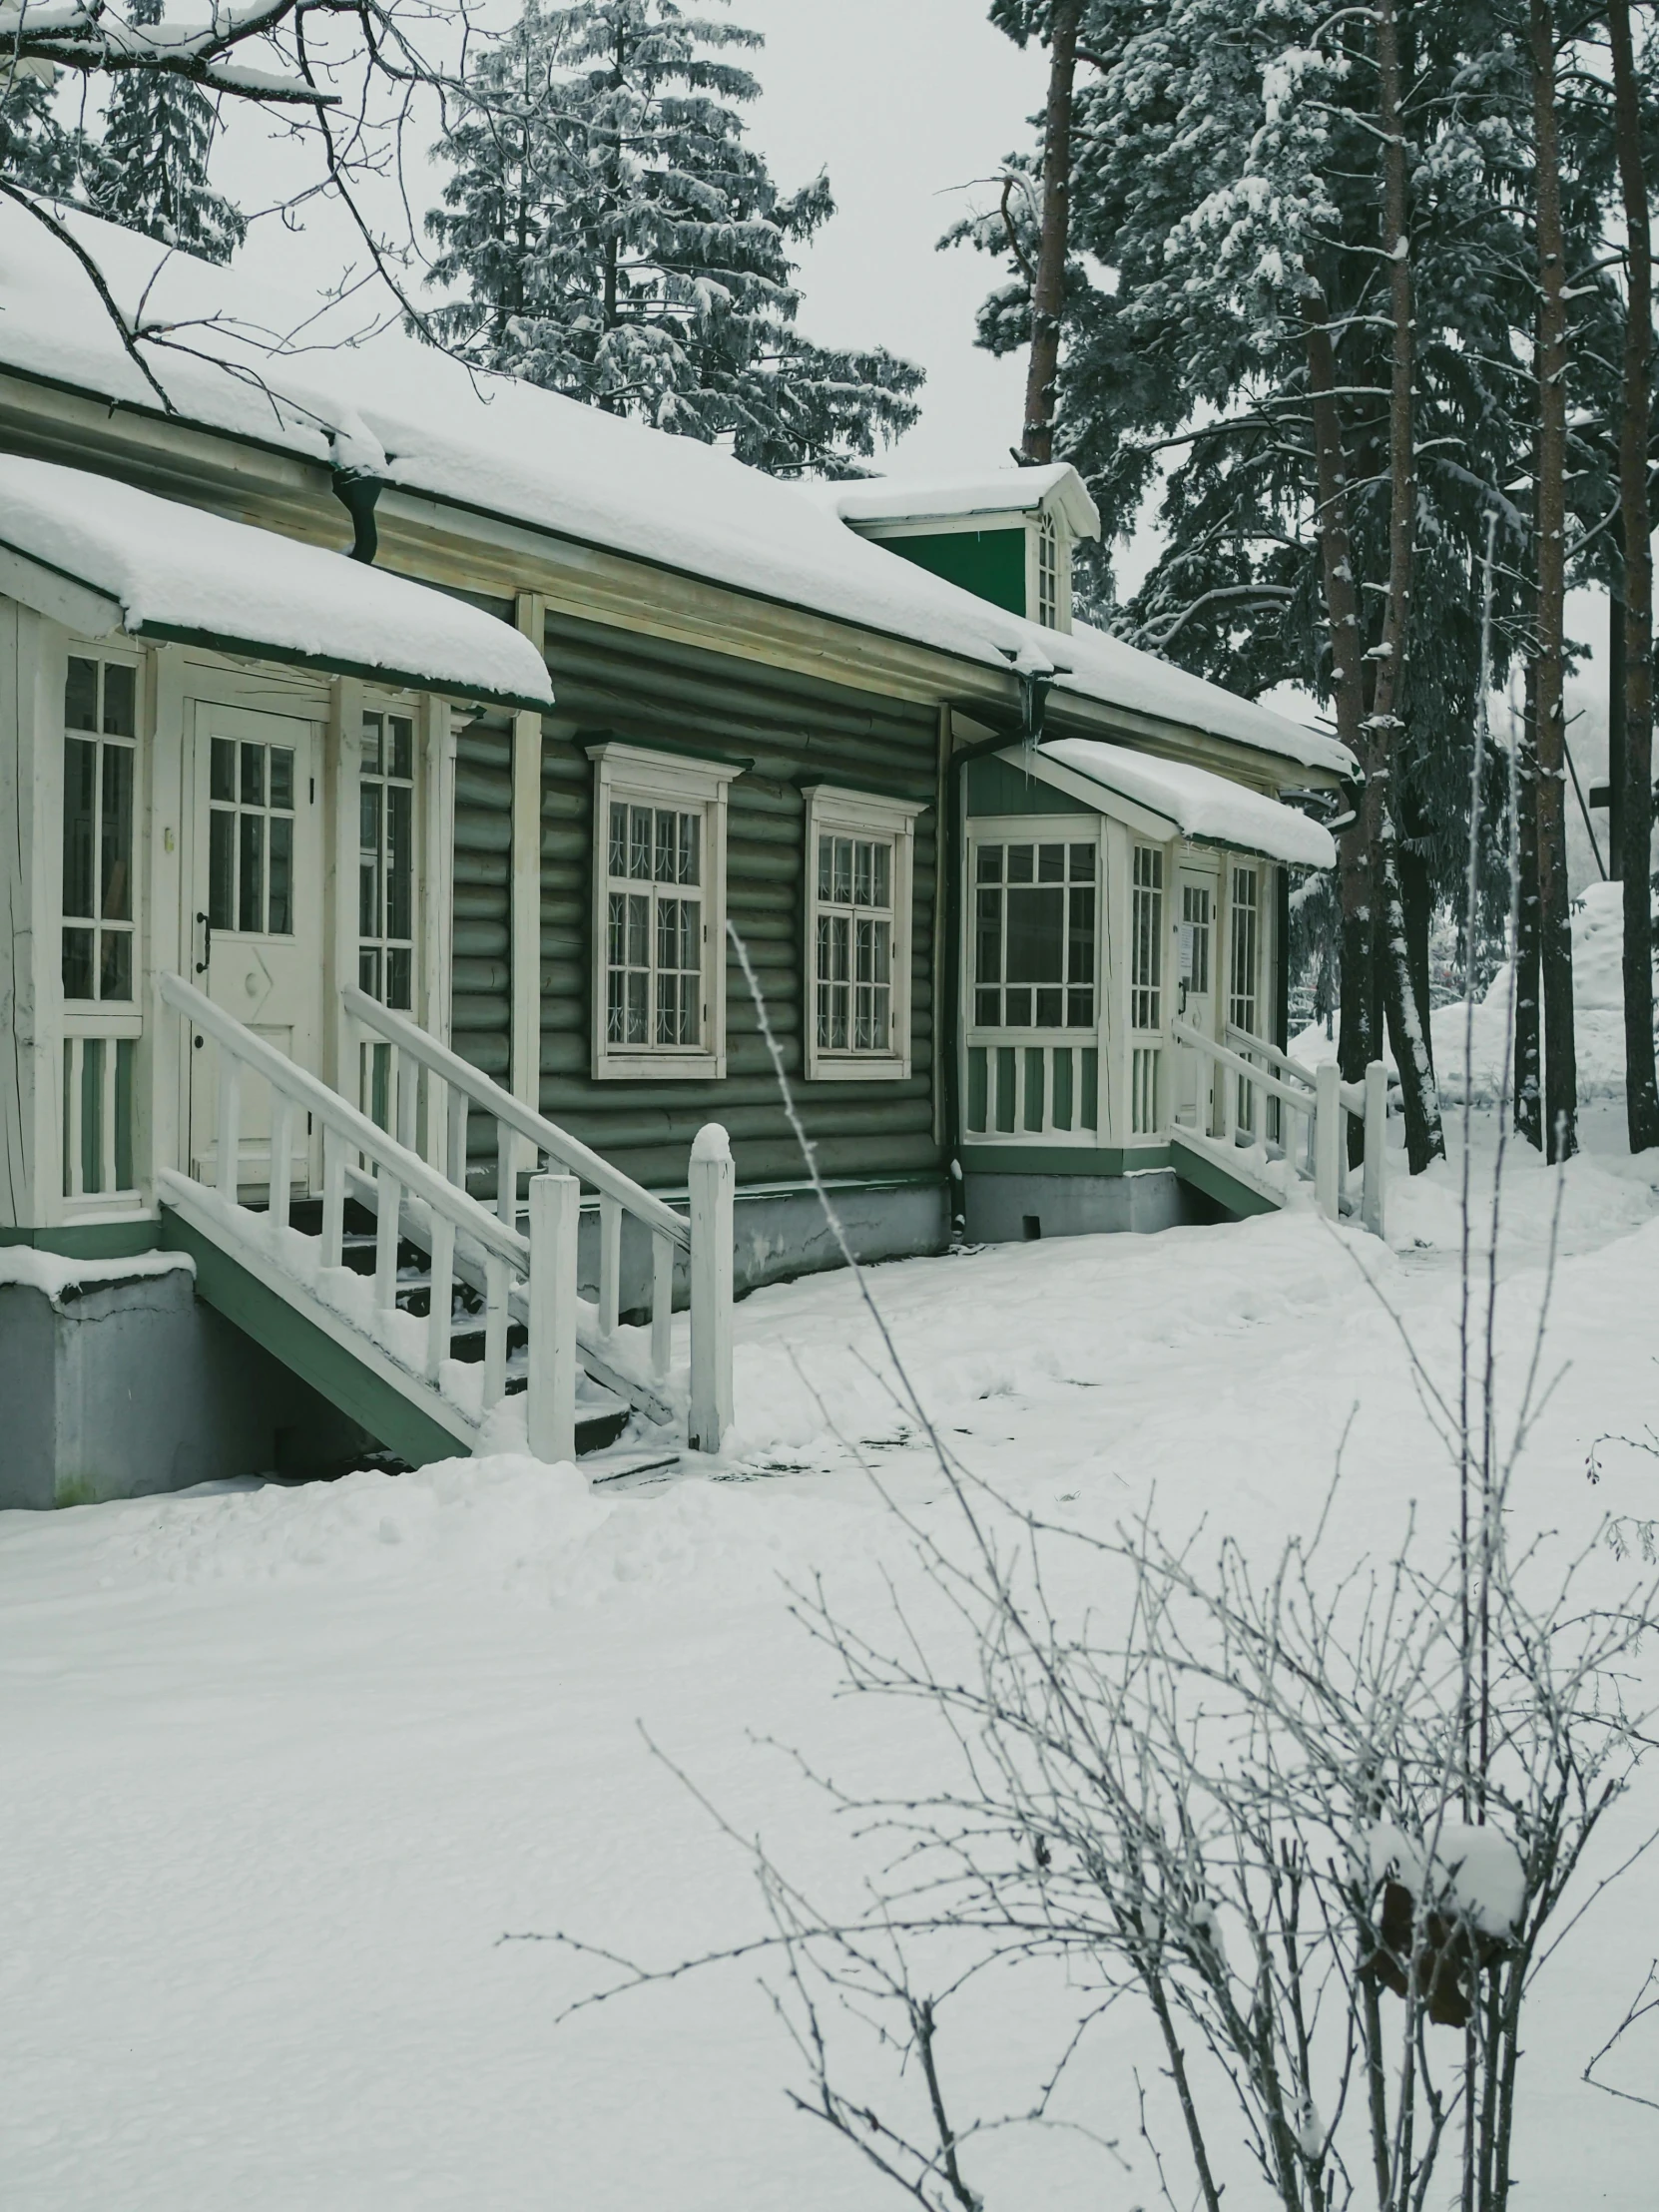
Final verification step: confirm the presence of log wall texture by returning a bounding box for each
[450,608,943,1195]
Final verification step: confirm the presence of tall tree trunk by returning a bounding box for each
[1530,0,1578,1161]
[1370,0,1445,1170]
[1608,576,1626,880]
[1515,661,1543,1149]
[1400,827,1434,1038]
[1610,0,1659,1153]
[1303,292,1374,1155]
[1021,0,1081,463]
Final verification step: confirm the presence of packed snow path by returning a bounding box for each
[4,1104,1659,2208]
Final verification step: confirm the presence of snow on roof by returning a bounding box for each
[0,455,553,709]
[1040,738,1339,868]
[1047,626,1347,783]
[807,463,1101,540]
[0,202,1349,780]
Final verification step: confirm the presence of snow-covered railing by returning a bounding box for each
[1173,1018,1386,1235]
[341,986,733,1452]
[158,970,582,1460]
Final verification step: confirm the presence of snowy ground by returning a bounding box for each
[5,1103,1659,2208]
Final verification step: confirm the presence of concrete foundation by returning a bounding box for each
[962,1167,1224,1246]
[0,1262,372,1510]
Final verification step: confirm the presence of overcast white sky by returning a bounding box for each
[210,0,1046,481]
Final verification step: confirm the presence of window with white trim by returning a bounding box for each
[804,786,922,1080]
[1229,862,1262,1131]
[1131,844,1164,1031]
[358,708,417,1010]
[61,653,138,1004]
[972,836,1096,1029]
[589,743,737,1080]
[1036,512,1060,629]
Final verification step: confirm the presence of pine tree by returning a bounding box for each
[948,0,1581,1170]
[91,0,245,263]
[425,0,922,475]
[0,63,89,198]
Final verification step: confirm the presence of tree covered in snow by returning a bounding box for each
[90,0,246,265]
[424,0,923,475]
[0,65,93,199]
[951,0,1657,1170]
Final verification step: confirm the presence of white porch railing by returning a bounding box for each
[963,1034,1101,1140]
[1171,1017,1387,1235]
[341,985,733,1453]
[159,970,586,1459]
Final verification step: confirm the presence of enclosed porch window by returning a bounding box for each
[966,830,1099,1140]
[358,708,417,1010]
[59,650,142,1203]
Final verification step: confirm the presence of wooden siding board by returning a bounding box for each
[443,611,945,1193]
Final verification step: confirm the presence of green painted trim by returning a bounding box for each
[160,1215,465,1468]
[966,753,1094,819]
[961,1145,1172,1177]
[0,1220,162,1256]
[134,622,550,715]
[885,528,1028,618]
[1169,1138,1281,1219]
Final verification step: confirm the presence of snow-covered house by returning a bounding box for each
[0,207,1353,1503]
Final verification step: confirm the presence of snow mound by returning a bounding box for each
[1293,882,1649,1105]
[79,1454,814,1608]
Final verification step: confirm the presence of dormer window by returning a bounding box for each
[1036,512,1060,630]
[822,466,1097,638]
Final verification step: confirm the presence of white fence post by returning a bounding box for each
[599,1191,622,1335]
[688,1123,734,1454]
[216,1055,241,1203]
[1315,1060,1343,1221]
[1363,1060,1387,1239]
[528,1170,579,1464]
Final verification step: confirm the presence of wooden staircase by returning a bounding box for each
[1169,1019,1389,1235]
[156,973,735,1471]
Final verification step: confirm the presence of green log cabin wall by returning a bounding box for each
[450,606,942,1196]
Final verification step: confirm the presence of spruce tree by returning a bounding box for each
[0,63,88,198]
[92,0,245,263]
[425,0,922,475]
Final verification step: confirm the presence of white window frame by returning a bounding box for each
[588,741,738,1082]
[1026,508,1073,633]
[356,698,422,1015]
[803,784,924,1083]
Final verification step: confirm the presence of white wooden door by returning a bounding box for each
[187,702,324,1196]
[1175,863,1219,1129]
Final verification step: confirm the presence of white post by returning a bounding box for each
[1315,1060,1343,1221]
[527,1170,579,1464]
[320,1124,345,1270]
[688,1124,734,1453]
[395,1046,418,1153]
[496,1119,517,1229]
[651,1230,674,1382]
[374,1171,401,1313]
[599,1191,622,1335]
[426,1212,454,1383]
[270,1094,293,1236]
[509,592,546,1230]
[482,1254,509,1409]
[1363,1060,1387,1239]
[446,1089,469,1192]
[217,1056,242,1204]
